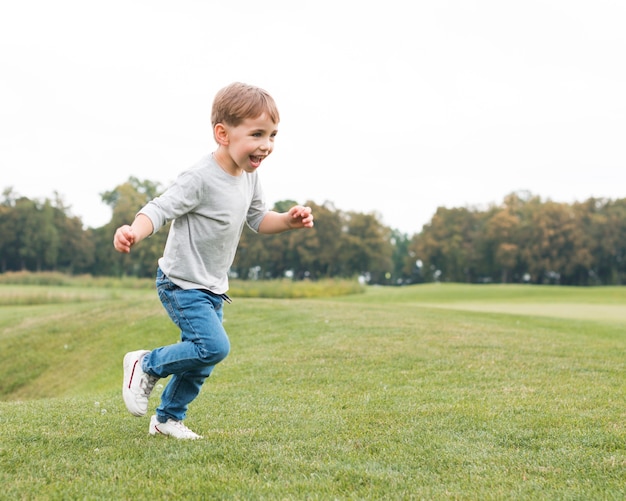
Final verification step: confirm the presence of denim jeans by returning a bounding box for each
[143,268,230,422]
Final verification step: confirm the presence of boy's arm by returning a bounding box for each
[257,205,314,235]
[113,213,154,253]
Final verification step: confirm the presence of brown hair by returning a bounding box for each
[211,82,280,128]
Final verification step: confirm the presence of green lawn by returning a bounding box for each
[1,283,625,499]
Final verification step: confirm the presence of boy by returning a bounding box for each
[113,82,314,439]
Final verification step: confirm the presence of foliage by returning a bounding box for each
[93,177,170,277]
[410,191,626,285]
[0,284,624,499]
[0,190,94,274]
[2,183,626,285]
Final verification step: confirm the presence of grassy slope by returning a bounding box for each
[0,283,625,499]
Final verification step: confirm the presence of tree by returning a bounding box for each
[339,211,393,283]
[409,207,481,282]
[94,178,168,277]
[286,201,342,279]
[583,198,626,285]
[0,189,18,272]
[518,201,578,284]
[0,189,94,273]
[483,205,521,283]
[390,229,411,284]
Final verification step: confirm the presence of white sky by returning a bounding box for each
[1,0,625,235]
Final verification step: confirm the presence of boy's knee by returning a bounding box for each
[198,338,230,365]
[214,341,230,363]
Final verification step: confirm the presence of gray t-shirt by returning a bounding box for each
[139,154,268,294]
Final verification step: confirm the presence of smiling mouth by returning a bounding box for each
[250,155,265,167]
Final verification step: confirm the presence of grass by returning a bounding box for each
[0,282,625,499]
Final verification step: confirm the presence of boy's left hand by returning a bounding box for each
[288,205,314,228]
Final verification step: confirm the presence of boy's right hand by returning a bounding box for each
[113,225,135,253]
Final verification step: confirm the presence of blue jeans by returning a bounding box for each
[143,268,231,422]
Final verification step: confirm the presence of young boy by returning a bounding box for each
[113,82,314,440]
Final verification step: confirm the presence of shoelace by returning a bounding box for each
[171,420,199,437]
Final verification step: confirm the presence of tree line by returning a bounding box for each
[1,181,625,285]
[408,191,626,285]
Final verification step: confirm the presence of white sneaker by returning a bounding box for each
[149,415,203,440]
[122,350,159,417]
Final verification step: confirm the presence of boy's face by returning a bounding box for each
[219,113,278,175]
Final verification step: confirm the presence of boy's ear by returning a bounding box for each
[214,123,229,145]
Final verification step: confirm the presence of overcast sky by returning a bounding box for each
[1,0,624,235]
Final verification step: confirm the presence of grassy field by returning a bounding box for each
[0,281,625,499]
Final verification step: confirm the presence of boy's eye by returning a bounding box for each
[251,130,277,138]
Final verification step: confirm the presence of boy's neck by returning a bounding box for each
[212,149,242,177]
